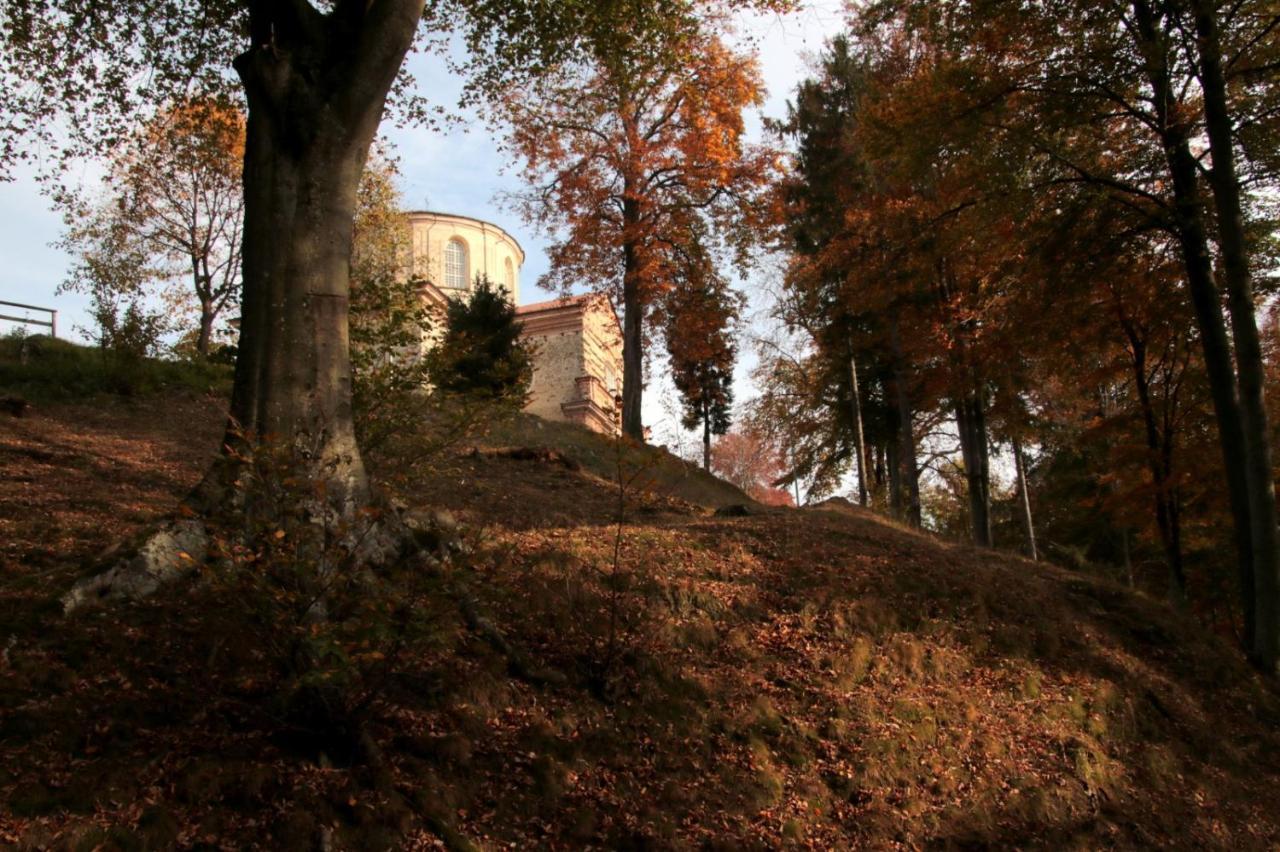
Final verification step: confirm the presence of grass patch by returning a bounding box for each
[0,334,232,401]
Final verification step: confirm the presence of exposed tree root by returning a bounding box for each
[63,518,210,613]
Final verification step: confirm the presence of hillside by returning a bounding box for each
[3,394,1280,849]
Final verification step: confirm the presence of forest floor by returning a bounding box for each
[2,392,1280,850]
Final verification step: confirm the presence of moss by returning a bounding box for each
[751,763,786,810]
[680,615,719,650]
[750,696,785,737]
[887,635,925,679]
[833,637,875,690]
[1070,738,1117,797]
[1142,744,1180,791]
[1020,670,1043,700]
[273,809,321,852]
[177,758,227,805]
[530,753,569,801]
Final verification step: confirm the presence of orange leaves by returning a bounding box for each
[502,28,775,305]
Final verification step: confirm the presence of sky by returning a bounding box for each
[0,0,848,448]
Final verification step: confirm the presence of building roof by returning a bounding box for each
[403,210,525,263]
[515,294,593,315]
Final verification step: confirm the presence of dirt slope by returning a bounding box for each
[2,398,1280,850]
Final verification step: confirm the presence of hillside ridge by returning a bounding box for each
[2,396,1280,849]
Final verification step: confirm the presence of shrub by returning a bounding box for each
[198,439,453,763]
[0,333,232,400]
[429,276,532,404]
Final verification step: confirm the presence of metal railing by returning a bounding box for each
[0,300,57,337]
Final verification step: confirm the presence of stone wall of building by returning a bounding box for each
[523,324,584,422]
[517,294,624,434]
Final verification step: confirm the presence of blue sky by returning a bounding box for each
[0,1,847,444]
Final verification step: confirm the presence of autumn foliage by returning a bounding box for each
[502,18,776,438]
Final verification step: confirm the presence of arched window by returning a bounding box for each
[504,257,515,292]
[444,238,468,289]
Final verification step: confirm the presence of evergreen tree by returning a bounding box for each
[431,277,533,405]
[665,257,738,470]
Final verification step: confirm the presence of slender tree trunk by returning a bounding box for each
[1129,335,1187,606]
[197,299,215,359]
[620,196,644,441]
[889,317,921,527]
[1121,527,1134,588]
[955,391,992,547]
[887,439,902,518]
[849,352,868,507]
[702,411,711,472]
[1131,0,1257,651]
[874,444,886,500]
[1013,439,1038,561]
[1190,0,1280,670]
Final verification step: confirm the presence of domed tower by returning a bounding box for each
[405,211,524,303]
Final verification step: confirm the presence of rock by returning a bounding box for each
[62,519,208,613]
[431,509,458,531]
[714,504,753,518]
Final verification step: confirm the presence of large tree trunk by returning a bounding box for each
[955,390,992,547]
[64,0,424,612]
[224,0,424,515]
[1131,0,1257,652]
[1190,0,1280,669]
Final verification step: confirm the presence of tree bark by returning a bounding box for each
[849,352,869,507]
[889,316,921,527]
[1131,0,1257,651]
[197,297,215,359]
[221,0,425,516]
[1013,440,1037,561]
[621,195,645,441]
[64,0,424,612]
[1127,329,1187,606]
[955,391,992,547]
[1190,0,1280,669]
[702,410,711,472]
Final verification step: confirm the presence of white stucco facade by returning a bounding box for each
[406,211,524,303]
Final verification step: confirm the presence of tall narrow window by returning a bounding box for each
[504,257,515,292]
[444,238,468,289]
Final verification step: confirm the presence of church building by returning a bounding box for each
[406,211,624,434]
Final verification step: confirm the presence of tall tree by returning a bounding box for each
[855,0,1280,669]
[503,18,775,440]
[4,0,770,602]
[664,250,739,470]
[58,98,245,358]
